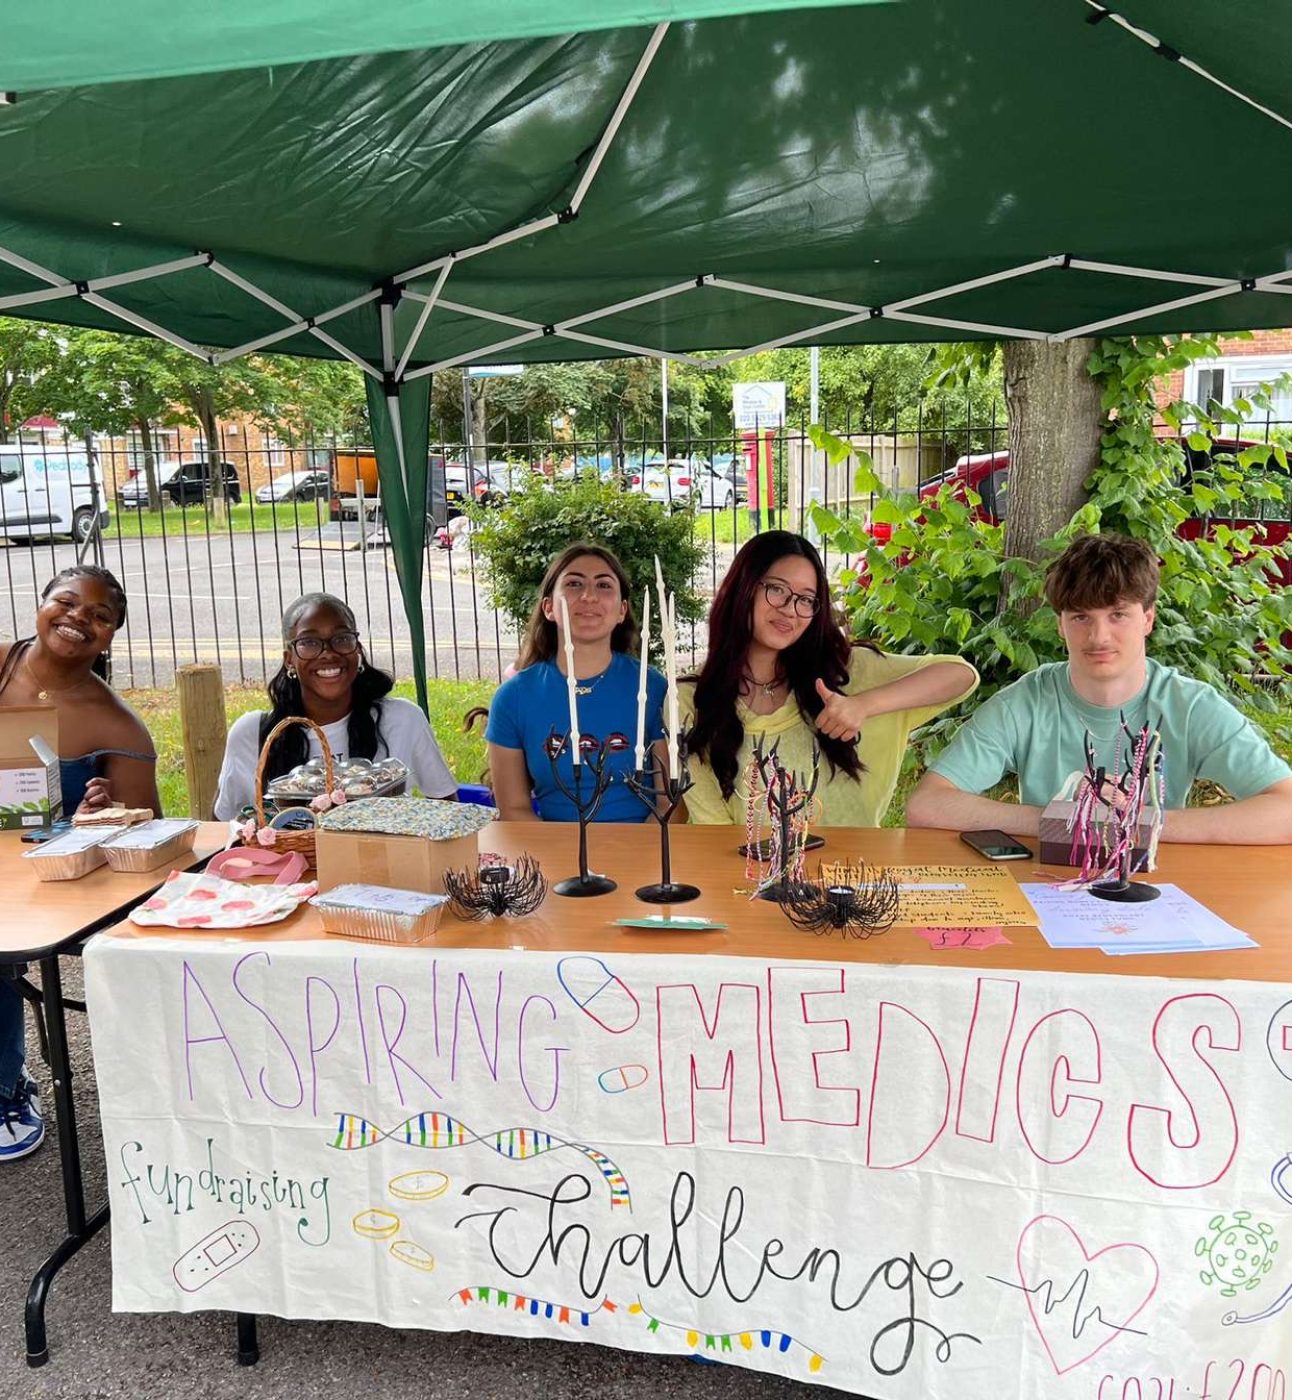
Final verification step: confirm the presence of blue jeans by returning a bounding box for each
[0,979,25,1099]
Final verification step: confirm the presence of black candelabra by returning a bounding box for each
[750,738,821,903]
[545,728,618,897]
[625,735,700,904]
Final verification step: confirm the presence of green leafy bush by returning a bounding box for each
[810,334,1292,744]
[468,475,706,650]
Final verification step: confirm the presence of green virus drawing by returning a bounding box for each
[1196,1212,1279,1297]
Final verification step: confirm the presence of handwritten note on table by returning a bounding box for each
[887,865,1039,928]
[913,926,1012,950]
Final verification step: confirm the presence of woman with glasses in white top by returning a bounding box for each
[679,531,978,827]
[213,592,456,820]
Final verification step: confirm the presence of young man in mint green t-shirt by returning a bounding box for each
[907,533,1292,844]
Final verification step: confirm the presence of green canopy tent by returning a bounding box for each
[2,0,1290,704]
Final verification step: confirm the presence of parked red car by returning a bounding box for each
[868,438,1292,592]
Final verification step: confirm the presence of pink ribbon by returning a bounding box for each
[207,848,309,887]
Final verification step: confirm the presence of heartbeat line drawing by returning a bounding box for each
[999,1215,1159,1374]
[327,1110,632,1209]
[989,1269,1149,1340]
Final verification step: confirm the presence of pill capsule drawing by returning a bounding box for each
[598,1064,649,1094]
[556,956,640,1033]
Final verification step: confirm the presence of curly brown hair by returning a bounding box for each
[1044,533,1159,613]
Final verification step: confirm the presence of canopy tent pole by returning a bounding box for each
[1054,282,1252,340]
[886,310,1050,340]
[393,214,562,288]
[1083,1,1292,134]
[388,21,669,377]
[567,23,669,214]
[210,284,382,364]
[368,293,431,712]
[708,311,872,366]
[0,251,210,312]
[207,262,381,373]
[406,330,545,381]
[395,261,454,380]
[1066,258,1233,287]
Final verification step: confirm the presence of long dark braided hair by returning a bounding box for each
[259,593,395,784]
[0,565,128,695]
[687,532,873,800]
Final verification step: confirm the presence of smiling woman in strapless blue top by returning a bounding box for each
[0,566,160,817]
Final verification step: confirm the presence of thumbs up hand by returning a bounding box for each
[813,677,867,742]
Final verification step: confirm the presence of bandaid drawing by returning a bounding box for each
[172,1221,260,1292]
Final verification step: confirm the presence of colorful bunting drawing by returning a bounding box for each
[327,1110,632,1209]
[627,1301,825,1373]
[454,1286,619,1328]
[449,1289,824,1372]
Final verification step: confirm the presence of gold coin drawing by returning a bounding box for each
[389,1238,435,1271]
[388,1170,451,1201]
[351,1208,400,1240]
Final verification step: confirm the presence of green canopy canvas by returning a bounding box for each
[2,0,1289,702]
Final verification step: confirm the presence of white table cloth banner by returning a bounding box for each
[84,937,1292,1398]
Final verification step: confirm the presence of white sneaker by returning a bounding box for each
[0,1074,45,1162]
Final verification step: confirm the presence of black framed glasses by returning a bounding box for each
[758,580,820,618]
[289,631,360,660]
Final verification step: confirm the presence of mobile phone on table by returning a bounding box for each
[959,829,1033,861]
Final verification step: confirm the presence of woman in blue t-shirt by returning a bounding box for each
[486,543,667,821]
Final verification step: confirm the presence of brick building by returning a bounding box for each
[18,415,306,497]
[1155,328,1292,425]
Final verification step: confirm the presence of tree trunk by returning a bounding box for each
[137,417,161,512]
[196,386,225,522]
[1001,337,1103,608]
[470,380,488,466]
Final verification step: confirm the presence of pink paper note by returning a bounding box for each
[913,926,1011,950]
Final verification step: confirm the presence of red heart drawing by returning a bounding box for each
[176,914,213,927]
[1016,1215,1158,1375]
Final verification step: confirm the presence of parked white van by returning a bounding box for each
[0,448,110,543]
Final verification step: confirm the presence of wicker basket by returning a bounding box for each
[240,715,336,871]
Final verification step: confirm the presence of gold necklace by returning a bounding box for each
[573,665,611,698]
[24,652,89,703]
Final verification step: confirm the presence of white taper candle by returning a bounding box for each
[666,591,680,779]
[558,591,581,765]
[634,587,651,770]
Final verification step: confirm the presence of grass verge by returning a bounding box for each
[125,680,1290,823]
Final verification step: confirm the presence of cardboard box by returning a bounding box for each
[0,705,61,831]
[315,828,479,895]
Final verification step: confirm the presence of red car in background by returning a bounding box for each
[868,438,1292,593]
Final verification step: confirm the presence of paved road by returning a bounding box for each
[0,527,523,688]
[0,962,809,1400]
[1,526,736,690]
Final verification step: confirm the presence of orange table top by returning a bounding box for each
[104,822,1291,984]
[0,822,228,961]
